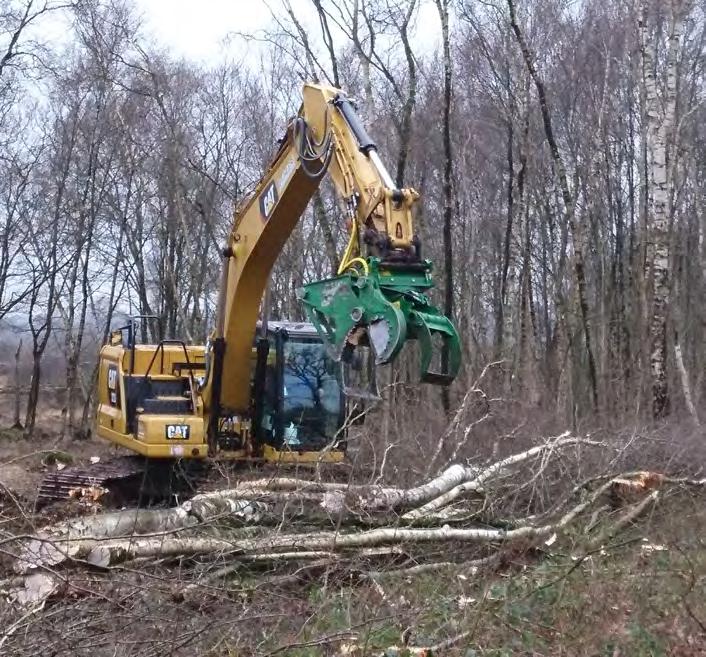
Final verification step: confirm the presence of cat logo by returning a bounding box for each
[259,181,279,221]
[107,364,120,408]
[166,424,190,440]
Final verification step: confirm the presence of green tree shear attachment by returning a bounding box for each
[298,258,461,385]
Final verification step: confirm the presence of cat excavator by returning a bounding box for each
[37,83,461,504]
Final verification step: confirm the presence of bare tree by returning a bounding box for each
[640,0,689,418]
[507,0,599,411]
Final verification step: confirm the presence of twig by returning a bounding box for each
[0,599,47,650]
[430,630,473,651]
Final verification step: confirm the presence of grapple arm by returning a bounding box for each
[299,258,461,385]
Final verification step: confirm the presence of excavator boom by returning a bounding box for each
[204,83,461,422]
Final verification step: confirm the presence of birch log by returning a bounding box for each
[16,496,267,572]
[14,472,698,577]
[402,435,603,520]
[17,481,639,571]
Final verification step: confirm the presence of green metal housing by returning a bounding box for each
[298,257,461,385]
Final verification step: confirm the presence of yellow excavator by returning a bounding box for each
[38,83,461,503]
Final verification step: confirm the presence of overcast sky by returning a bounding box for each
[139,0,288,62]
[137,0,441,64]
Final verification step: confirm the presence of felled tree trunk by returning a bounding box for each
[17,496,267,572]
[18,470,686,573]
[29,523,549,571]
[16,434,602,574]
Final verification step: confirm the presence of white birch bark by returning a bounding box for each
[402,434,603,520]
[640,0,688,417]
[19,472,675,573]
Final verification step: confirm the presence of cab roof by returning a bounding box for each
[256,320,321,339]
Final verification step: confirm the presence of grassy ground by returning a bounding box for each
[244,490,705,657]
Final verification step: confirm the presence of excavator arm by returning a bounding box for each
[203,83,461,425]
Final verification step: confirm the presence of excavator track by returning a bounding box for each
[36,456,212,509]
[35,454,358,510]
[36,456,147,508]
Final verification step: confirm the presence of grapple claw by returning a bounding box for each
[298,257,461,386]
[298,270,406,364]
[407,309,462,385]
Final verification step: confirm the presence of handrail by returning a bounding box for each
[143,340,198,414]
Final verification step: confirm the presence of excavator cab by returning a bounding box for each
[95,317,347,463]
[252,321,348,461]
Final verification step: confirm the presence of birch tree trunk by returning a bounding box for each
[640,0,686,418]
